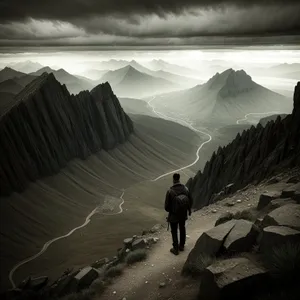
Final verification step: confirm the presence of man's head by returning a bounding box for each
[173,173,180,184]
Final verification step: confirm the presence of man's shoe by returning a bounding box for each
[170,248,179,255]
[179,245,185,251]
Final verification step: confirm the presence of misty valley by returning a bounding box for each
[0,49,299,300]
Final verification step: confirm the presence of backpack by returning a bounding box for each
[172,191,190,215]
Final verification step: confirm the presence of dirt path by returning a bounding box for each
[98,186,265,300]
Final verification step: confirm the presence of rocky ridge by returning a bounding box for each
[0,73,133,196]
[187,82,300,209]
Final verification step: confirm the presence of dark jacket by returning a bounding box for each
[165,183,193,223]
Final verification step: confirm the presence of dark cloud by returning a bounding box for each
[0,0,299,22]
[0,0,299,46]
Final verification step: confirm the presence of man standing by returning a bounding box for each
[165,173,193,255]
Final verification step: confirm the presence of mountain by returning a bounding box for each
[8,61,44,73]
[154,69,292,125]
[98,65,178,98]
[31,67,95,94]
[269,63,300,74]
[0,79,23,94]
[79,69,109,80]
[259,113,288,126]
[0,73,133,196]
[0,67,26,83]
[0,68,37,95]
[187,82,300,209]
[143,59,199,78]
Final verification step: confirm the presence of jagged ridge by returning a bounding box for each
[0,73,133,196]
[188,82,300,209]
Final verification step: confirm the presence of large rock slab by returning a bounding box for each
[281,183,300,198]
[262,204,300,231]
[260,226,300,253]
[73,267,99,291]
[268,198,297,210]
[257,191,281,210]
[223,220,259,253]
[198,257,268,300]
[183,220,236,271]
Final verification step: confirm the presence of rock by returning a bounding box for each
[287,176,300,184]
[159,282,166,288]
[260,226,300,253]
[268,198,297,210]
[74,267,99,291]
[236,199,242,203]
[212,209,217,213]
[123,238,133,248]
[125,248,130,253]
[257,191,281,210]
[118,247,128,261]
[262,204,300,231]
[223,220,259,253]
[28,276,48,291]
[183,220,236,272]
[150,224,162,233]
[281,183,300,198]
[50,270,79,297]
[292,191,300,203]
[132,238,148,250]
[215,212,234,227]
[198,257,268,300]
[91,258,109,269]
[224,202,235,207]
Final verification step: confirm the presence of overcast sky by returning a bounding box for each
[0,0,299,47]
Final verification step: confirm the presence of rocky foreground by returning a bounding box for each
[188,82,300,208]
[0,74,133,196]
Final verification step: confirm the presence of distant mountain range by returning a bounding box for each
[8,60,44,73]
[152,69,292,125]
[98,65,181,98]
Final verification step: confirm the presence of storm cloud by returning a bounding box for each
[0,0,299,46]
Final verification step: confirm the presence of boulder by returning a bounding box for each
[268,198,297,210]
[123,238,133,248]
[215,212,234,227]
[260,226,300,253]
[262,204,300,231]
[27,276,48,291]
[257,191,281,210]
[74,267,99,291]
[223,220,259,253]
[150,224,162,233]
[132,238,148,250]
[281,183,300,198]
[198,257,268,300]
[287,176,300,184]
[183,220,236,270]
[50,270,79,297]
[224,202,235,207]
[91,257,109,269]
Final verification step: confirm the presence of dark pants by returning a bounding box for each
[170,220,186,250]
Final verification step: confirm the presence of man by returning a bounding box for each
[165,173,193,255]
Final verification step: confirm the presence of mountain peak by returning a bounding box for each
[207,69,254,98]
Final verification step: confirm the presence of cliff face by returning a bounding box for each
[0,73,133,196]
[188,82,300,209]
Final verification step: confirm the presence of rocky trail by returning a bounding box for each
[99,177,295,300]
